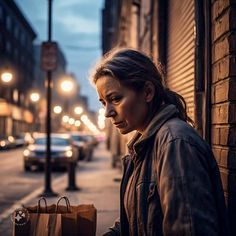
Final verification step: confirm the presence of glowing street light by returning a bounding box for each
[1,71,13,83]
[62,115,69,123]
[60,79,74,93]
[68,118,75,125]
[75,120,81,127]
[30,92,40,103]
[53,105,62,114]
[74,106,83,115]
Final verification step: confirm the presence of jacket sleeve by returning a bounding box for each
[157,138,220,235]
[103,218,121,236]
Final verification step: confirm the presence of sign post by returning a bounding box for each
[40,0,58,197]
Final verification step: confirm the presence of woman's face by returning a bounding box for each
[95,75,150,134]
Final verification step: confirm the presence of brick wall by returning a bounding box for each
[211,0,236,233]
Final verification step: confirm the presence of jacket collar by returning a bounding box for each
[127,104,179,155]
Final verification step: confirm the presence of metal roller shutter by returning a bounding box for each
[166,0,195,122]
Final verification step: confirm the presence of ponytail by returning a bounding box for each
[164,88,194,126]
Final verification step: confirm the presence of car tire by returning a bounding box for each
[24,164,31,171]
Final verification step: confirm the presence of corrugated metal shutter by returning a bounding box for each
[166,0,195,122]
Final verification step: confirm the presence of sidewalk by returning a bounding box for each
[0,142,121,236]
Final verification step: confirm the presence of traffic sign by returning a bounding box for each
[40,42,58,71]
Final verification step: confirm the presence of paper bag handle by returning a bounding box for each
[37,197,48,213]
[56,196,71,212]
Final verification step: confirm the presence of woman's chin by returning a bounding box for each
[117,127,133,135]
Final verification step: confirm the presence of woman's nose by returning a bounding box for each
[105,105,116,118]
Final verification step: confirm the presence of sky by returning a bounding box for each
[14,0,104,112]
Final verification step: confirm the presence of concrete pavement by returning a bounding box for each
[0,142,121,236]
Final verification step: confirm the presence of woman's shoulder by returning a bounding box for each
[155,118,209,152]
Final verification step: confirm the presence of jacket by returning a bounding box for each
[104,104,229,236]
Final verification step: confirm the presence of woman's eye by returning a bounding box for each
[111,96,121,103]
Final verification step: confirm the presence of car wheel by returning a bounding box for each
[24,164,31,171]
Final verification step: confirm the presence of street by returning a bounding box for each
[0,147,63,214]
[0,143,121,236]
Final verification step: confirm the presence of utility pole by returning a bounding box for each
[40,0,57,197]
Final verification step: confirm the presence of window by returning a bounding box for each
[13,89,19,103]
[0,6,3,21]
[6,41,11,53]
[14,26,18,39]
[6,15,11,31]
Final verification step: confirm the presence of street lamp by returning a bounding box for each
[1,71,13,84]
[60,80,74,93]
[30,92,40,103]
[53,105,62,114]
[74,106,83,115]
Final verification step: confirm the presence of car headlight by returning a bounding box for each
[0,141,6,147]
[65,150,73,158]
[23,149,35,157]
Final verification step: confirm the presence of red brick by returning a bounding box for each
[212,126,221,144]
[212,0,230,20]
[212,56,236,83]
[213,34,236,63]
[213,9,230,41]
[212,79,229,103]
[219,126,230,145]
[212,146,236,170]
[213,36,229,62]
[212,56,230,82]
[213,7,236,41]
[218,126,236,146]
[212,103,229,124]
[212,78,236,103]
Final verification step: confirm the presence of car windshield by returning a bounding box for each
[35,137,70,146]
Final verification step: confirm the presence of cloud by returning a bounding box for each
[14,0,104,111]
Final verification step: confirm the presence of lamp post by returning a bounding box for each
[40,0,57,197]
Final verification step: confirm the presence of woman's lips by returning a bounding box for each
[114,122,125,128]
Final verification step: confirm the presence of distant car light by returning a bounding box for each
[8,136,15,142]
[0,141,6,147]
[65,150,73,158]
[23,149,30,156]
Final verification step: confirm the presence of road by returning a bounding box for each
[0,147,63,214]
[0,143,121,236]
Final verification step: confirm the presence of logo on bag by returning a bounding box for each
[11,207,29,226]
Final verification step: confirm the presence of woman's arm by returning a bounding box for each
[157,138,222,235]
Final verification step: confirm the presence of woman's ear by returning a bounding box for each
[144,81,155,102]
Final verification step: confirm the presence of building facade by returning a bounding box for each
[102,0,236,233]
[0,0,36,136]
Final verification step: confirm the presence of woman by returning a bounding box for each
[91,48,229,235]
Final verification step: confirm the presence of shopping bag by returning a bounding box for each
[13,197,78,236]
[54,196,97,236]
[12,196,97,236]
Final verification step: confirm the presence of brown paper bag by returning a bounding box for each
[13,198,78,236]
[56,204,97,236]
[13,196,97,236]
[54,196,97,236]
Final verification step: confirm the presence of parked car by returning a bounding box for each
[70,132,96,161]
[13,134,26,147]
[0,135,16,149]
[0,135,10,150]
[23,133,77,171]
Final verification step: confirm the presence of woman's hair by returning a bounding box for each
[91,47,193,124]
